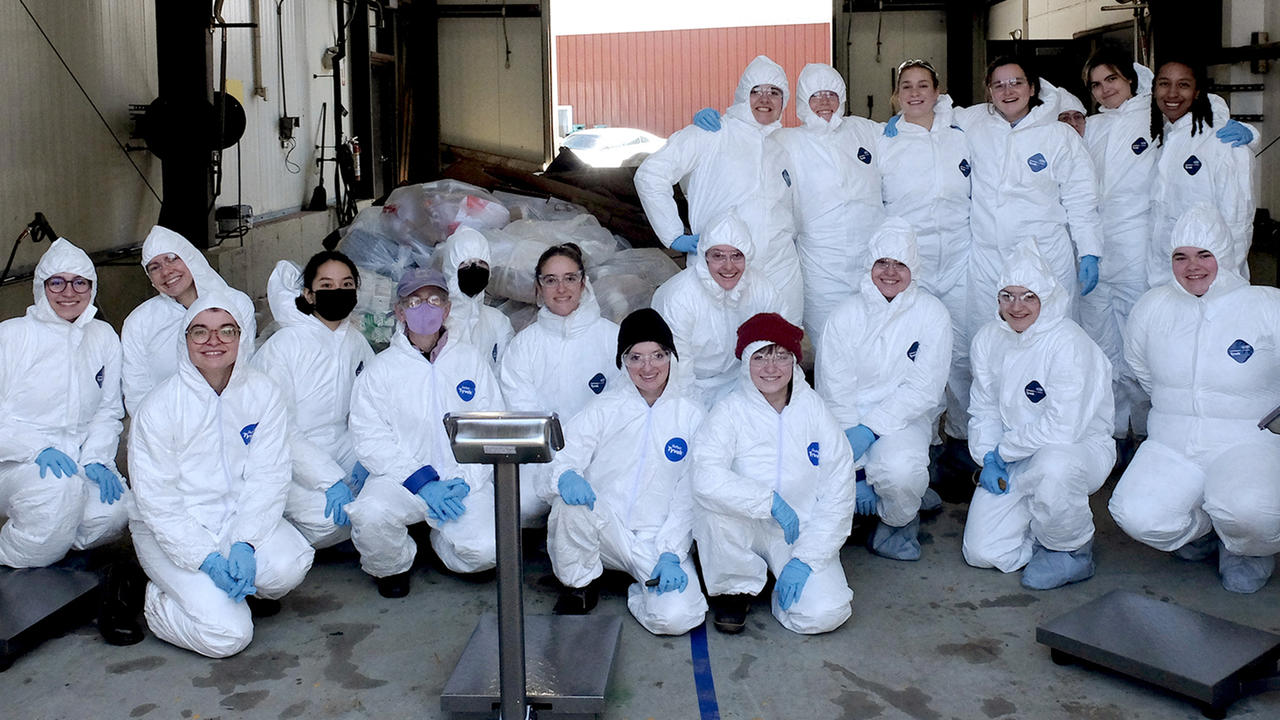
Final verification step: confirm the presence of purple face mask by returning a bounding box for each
[403,302,445,335]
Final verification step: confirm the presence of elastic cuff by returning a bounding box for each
[403,465,440,494]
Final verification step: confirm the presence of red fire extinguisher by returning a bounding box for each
[351,137,362,182]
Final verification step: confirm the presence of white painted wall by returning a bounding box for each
[838,10,948,122]
[550,0,829,36]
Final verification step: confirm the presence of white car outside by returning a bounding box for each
[559,127,667,168]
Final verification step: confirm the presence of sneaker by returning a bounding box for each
[246,596,282,618]
[553,583,598,615]
[711,594,751,634]
[1219,551,1275,594]
[1021,541,1095,590]
[376,571,412,598]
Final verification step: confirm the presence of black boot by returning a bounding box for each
[98,563,145,646]
[711,594,751,634]
[246,596,282,618]
[376,570,412,598]
[553,581,599,615]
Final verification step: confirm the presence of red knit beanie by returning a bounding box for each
[735,312,803,362]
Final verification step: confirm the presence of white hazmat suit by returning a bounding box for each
[771,63,885,340]
[252,260,375,549]
[128,291,314,658]
[635,55,802,321]
[877,93,973,438]
[651,212,787,409]
[542,354,708,635]
[121,226,257,414]
[1109,205,1280,592]
[500,280,620,524]
[692,346,855,634]
[347,327,501,578]
[0,239,129,567]
[817,220,951,552]
[963,242,1115,577]
[441,227,514,369]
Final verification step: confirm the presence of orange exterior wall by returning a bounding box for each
[556,23,832,138]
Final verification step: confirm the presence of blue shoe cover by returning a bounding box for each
[1021,541,1095,590]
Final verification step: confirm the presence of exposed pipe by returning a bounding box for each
[251,0,267,99]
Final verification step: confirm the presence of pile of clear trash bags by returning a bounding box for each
[337,179,679,349]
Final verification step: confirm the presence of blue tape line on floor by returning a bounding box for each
[690,621,720,720]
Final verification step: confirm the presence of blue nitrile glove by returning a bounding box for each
[200,552,238,597]
[1215,119,1253,148]
[35,447,77,479]
[844,424,878,461]
[349,461,369,495]
[854,479,879,516]
[227,542,258,601]
[693,107,722,132]
[324,479,354,527]
[84,462,123,505]
[418,477,467,522]
[979,449,1010,495]
[670,234,700,254]
[883,113,902,138]
[557,469,596,510]
[775,558,812,611]
[771,491,799,545]
[1077,255,1100,296]
[648,552,688,594]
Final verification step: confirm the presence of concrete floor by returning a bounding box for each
[3,479,1279,720]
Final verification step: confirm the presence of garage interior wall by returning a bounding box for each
[437,0,549,165]
[837,9,948,122]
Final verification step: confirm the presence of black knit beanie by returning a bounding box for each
[616,308,678,368]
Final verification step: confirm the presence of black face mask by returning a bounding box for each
[457,265,490,297]
[311,288,358,321]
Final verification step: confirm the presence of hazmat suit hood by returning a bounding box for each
[737,338,810,406]
[30,238,99,329]
[725,55,789,131]
[1097,63,1154,115]
[176,288,258,394]
[442,226,492,327]
[1165,203,1247,300]
[995,240,1068,337]
[858,217,921,317]
[535,273,606,338]
[1058,88,1086,118]
[266,259,309,329]
[692,210,762,305]
[140,225,231,307]
[794,63,846,132]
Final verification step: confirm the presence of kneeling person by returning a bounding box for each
[542,309,708,634]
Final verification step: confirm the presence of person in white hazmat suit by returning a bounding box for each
[541,309,709,634]
[692,312,855,635]
[1109,205,1280,594]
[1148,58,1257,287]
[346,268,500,598]
[876,59,972,445]
[963,241,1115,590]
[500,244,620,526]
[755,62,883,341]
[1055,87,1087,136]
[635,55,802,321]
[440,227,514,370]
[121,225,257,414]
[817,219,952,561]
[128,290,315,658]
[0,239,129,569]
[650,211,788,409]
[951,57,1103,342]
[252,252,374,550]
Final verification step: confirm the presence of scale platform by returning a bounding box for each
[1037,589,1280,718]
[0,566,101,671]
[441,613,623,719]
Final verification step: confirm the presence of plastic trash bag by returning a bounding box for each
[382,180,510,248]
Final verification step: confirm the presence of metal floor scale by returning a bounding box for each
[440,412,622,720]
[1,565,100,672]
[1037,590,1280,718]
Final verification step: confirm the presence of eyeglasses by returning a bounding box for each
[872,258,908,272]
[750,86,783,99]
[749,347,795,366]
[44,276,92,294]
[623,349,671,368]
[537,271,583,288]
[898,58,937,75]
[186,324,241,344]
[705,249,745,265]
[988,78,1028,92]
[997,290,1040,304]
[145,253,182,277]
[401,294,448,309]
[810,90,840,102]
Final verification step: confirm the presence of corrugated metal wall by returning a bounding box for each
[555,23,831,138]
